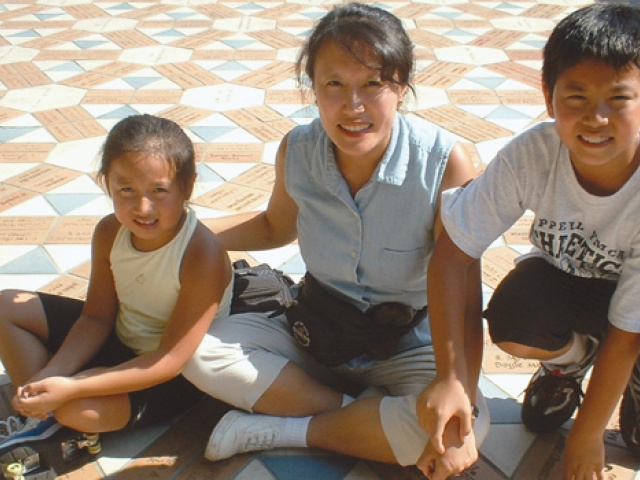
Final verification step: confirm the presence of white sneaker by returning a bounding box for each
[205,410,283,461]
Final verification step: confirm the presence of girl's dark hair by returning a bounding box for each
[98,114,196,197]
[543,3,640,93]
[296,2,415,94]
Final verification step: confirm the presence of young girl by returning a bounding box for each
[182,3,488,478]
[0,114,232,449]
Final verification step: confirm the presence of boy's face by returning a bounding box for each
[543,59,640,190]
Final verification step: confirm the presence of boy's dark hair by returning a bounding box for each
[543,3,640,93]
[98,114,196,197]
[296,2,415,94]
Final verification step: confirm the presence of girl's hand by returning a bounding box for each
[417,378,474,454]
[14,377,76,418]
[563,429,605,480]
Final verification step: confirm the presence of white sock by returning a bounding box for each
[280,416,311,448]
[341,394,355,407]
[545,332,589,367]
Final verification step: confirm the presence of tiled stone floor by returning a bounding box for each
[1,0,640,478]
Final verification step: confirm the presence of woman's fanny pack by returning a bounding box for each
[230,260,295,317]
[285,273,427,367]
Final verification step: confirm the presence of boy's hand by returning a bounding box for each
[416,416,478,479]
[417,378,474,454]
[563,428,605,480]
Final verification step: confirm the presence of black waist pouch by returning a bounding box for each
[285,273,427,367]
[231,260,295,317]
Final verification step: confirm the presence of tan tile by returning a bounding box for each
[0,217,55,244]
[130,90,182,104]
[416,105,478,128]
[0,106,24,123]
[471,30,525,49]
[199,143,263,163]
[56,462,103,480]
[448,119,513,143]
[483,348,540,374]
[482,246,519,290]
[507,49,544,62]
[264,89,311,105]
[232,164,275,192]
[503,215,534,245]
[104,30,158,49]
[193,183,270,212]
[0,185,37,213]
[35,51,120,61]
[69,260,92,280]
[47,217,102,244]
[5,165,81,194]
[83,91,135,104]
[155,63,223,88]
[523,3,568,19]
[120,4,176,20]
[447,90,500,105]
[497,90,545,105]
[64,4,109,20]
[249,30,302,49]
[409,30,457,49]
[39,276,88,300]
[487,63,542,89]
[23,29,87,49]
[158,105,213,126]
[194,4,241,20]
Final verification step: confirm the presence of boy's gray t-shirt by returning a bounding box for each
[441,121,640,333]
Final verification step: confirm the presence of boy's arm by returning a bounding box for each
[418,229,481,454]
[563,326,640,479]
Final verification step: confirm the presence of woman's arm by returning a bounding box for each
[417,142,481,454]
[209,133,299,251]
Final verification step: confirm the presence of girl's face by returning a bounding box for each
[107,151,192,251]
[312,40,407,167]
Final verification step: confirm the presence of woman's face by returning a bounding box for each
[312,40,407,167]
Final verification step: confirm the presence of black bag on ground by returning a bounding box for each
[285,273,427,367]
[230,260,295,316]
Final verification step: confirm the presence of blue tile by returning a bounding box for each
[288,106,318,119]
[48,62,84,72]
[0,248,58,275]
[0,127,39,143]
[189,126,236,142]
[44,193,104,215]
[98,105,140,119]
[222,40,257,49]
[155,29,186,37]
[470,77,507,89]
[261,455,357,480]
[74,40,109,49]
[8,30,40,38]
[486,106,530,120]
[213,61,251,72]
[123,77,160,89]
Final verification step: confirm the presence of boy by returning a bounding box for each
[420,4,640,479]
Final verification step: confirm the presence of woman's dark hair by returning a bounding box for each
[296,2,415,94]
[98,114,196,197]
[543,3,640,93]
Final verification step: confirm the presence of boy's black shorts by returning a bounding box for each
[484,257,617,351]
[39,292,205,428]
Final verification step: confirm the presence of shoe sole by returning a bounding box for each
[204,410,244,462]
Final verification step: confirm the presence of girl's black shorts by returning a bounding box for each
[39,292,204,428]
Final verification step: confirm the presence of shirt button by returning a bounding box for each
[351,251,357,259]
